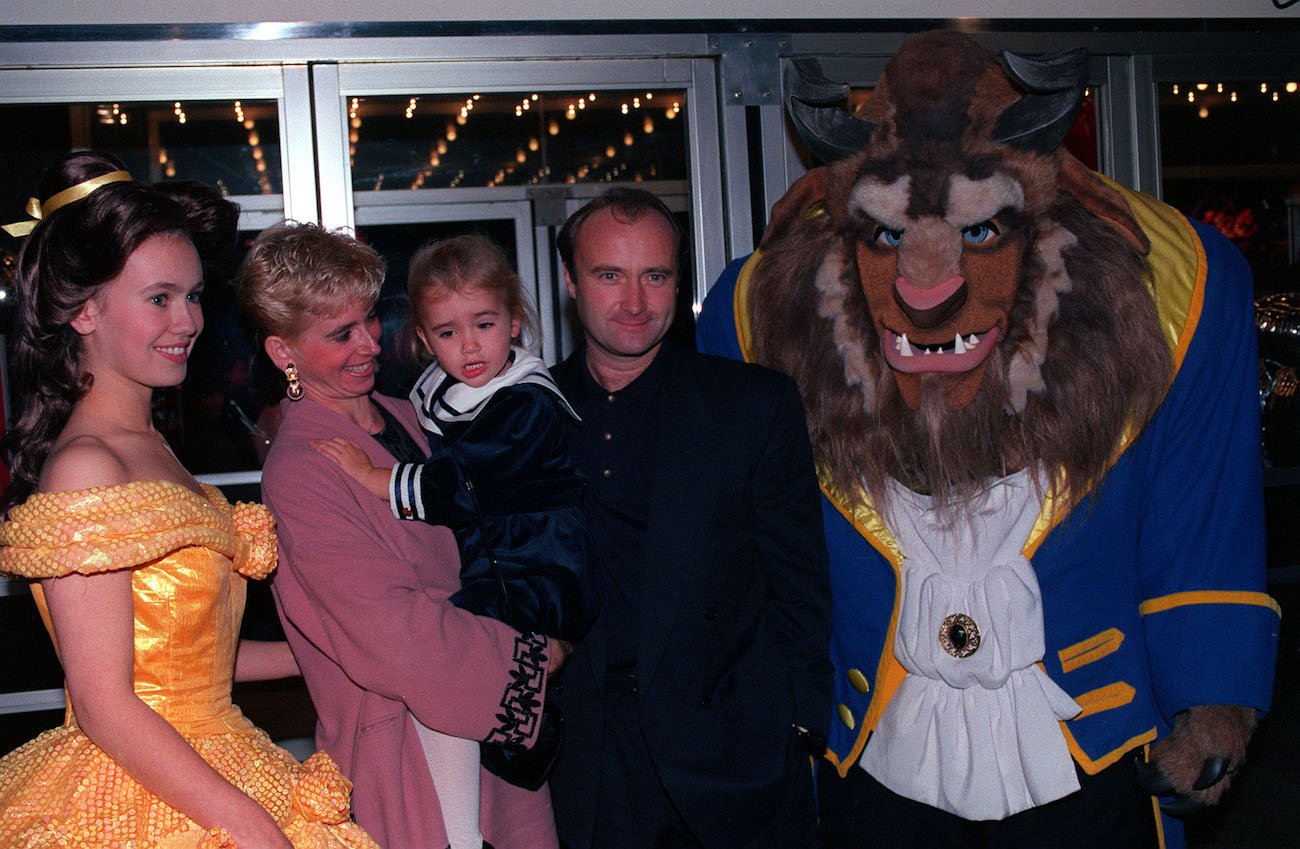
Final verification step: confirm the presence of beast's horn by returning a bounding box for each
[786,58,876,164]
[993,48,1089,154]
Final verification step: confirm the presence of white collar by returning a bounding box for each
[409,347,578,436]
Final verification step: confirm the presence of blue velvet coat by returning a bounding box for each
[390,380,600,643]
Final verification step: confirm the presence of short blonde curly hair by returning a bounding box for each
[236,221,385,341]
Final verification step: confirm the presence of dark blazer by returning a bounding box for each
[550,344,833,849]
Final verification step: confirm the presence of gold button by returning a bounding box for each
[837,704,856,730]
[847,668,870,694]
[602,469,612,478]
[400,507,413,519]
[603,432,612,441]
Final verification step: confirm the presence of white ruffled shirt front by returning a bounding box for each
[861,469,1082,821]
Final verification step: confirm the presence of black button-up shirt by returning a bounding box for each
[565,346,669,669]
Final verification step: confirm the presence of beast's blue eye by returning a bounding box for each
[874,226,904,247]
[962,221,999,244]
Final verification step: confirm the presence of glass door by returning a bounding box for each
[311,58,723,372]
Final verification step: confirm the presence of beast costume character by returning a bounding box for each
[698,31,1280,849]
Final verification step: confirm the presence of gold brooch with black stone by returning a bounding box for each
[939,612,980,658]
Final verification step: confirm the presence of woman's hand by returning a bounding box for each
[546,637,572,675]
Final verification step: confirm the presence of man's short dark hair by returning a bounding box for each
[556,187,684,278]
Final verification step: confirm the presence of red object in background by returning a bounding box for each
[1064,96,1099,171]
[1200,206,1260,242]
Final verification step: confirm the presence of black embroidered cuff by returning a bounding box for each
[484,631,547,747]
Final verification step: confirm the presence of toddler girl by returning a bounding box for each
[314,235,598,849]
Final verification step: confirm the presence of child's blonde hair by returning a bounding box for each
[406,235,539,362]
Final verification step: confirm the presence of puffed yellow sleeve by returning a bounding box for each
[229,499,277,580]
[0,481,276,581]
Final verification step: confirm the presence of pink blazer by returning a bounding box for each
[262,393,558,849]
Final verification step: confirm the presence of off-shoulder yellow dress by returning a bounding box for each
[0,481,379,849]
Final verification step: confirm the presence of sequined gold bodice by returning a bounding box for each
[40,546,256,734]
[1,481,277,735]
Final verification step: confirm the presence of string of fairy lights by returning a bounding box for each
[89,99,275,194]
[85,77,1293,194]
[96,89,682,192]
[340,89,684,190]
[1171,80,1300,119]
[233,101,273,194]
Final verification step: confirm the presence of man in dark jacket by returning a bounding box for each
[548,187,832,849]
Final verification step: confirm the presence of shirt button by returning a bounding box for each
[607,394,616,404]
[400,507,414,519]
[603,432,612,441]
[602,469,613,478]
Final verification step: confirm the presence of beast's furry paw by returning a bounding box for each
[1135,704,1256,818]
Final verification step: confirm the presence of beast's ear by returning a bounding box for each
[761,167,829,248]
[1058,152,1149,254]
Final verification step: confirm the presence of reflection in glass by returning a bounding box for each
[1160,79,1300,293]
[0,100,281,220]
[348,90,688,191]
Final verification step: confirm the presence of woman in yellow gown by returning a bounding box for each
[0,151,380,849]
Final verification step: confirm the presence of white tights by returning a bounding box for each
[414,720,484,849]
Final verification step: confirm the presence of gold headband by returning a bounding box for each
[2,170,133,238]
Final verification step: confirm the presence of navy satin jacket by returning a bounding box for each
[391,380,601,643]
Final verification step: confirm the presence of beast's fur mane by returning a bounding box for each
[749,188,1172,512]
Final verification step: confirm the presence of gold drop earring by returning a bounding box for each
[284,363,304,400]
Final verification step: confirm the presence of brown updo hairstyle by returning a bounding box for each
[2,151,239,512]
[405,234,539,363]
